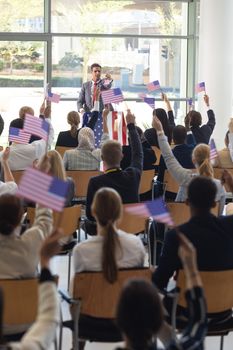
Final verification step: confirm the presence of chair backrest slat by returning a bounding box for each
[117,203,147,234]
[139,169,155,194]
[73,269,152,318]
[177,270,233,313]
[27,205,82,236]
[0,279,38,325]
[66,170,102,198]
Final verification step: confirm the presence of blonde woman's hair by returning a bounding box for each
[91,187,122,284]
[47,150,66,180]
[19,106,34,119]
[67,111,80,138]
[192,143,213,178]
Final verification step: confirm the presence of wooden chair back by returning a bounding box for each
[0,279,38,325]
[27,205,82,236]
[73,268,152,318]
[55,146,75,158]
[139,169,155,194]
[151,146,161,166]
[214,168,233,192]
[66,170,102,198]
[177,269,233,313]
[11,170,24,185]
[117,203,148,234]
[167,202,219,227]
[163,170,179,193]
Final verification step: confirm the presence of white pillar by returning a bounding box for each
[198,0,233,148]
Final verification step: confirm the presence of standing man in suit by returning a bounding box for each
[77,63,113,114]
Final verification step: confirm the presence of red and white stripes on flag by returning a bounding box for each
[106,111,128,145]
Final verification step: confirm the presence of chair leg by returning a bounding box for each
[220,335,224,350]
[67,252,72,291]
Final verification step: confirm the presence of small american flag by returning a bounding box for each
[209,139,218,160]
[138,92,147,100]
[101,88,124,105]
[94,112,103,148]
[24,114,50,141]
[9,127,31,144]
[107,111,128,145]
[144,97,155,109]
[195,82,206,93]
[17,167,69,212]
[188,98,193,106]
[147,80,161,92]
[125,197,174,226]
[46,91,60,103]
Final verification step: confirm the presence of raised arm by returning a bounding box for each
[1,147,14,183]
[162,92,175,128]
[174,234,206,350]
[126,110,143,171]
[152,115,191,185]
[204,95,215,131]
[18,230,62,350]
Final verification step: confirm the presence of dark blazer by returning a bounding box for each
[55,111,99,148]
[121,140,156,170]
[152,213,233,291]
[77,79,113,113]
[191,109,215,144]
[86,123,143,220]
[144,110,175,147]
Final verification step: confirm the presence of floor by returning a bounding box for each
[49,246,233,350]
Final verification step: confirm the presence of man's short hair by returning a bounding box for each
[188,110,202,127]
[101,140,122,167]
[91,63,101,71]
[19,106,34,119]
[188,176,217,210]
[173,125,187,145]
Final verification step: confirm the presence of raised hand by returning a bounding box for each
[125,110,135,125]
[152,115,163,132]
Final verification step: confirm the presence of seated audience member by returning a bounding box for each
[222,169,233,215]
[56,111,80,148]
[157,125,195,184]
[144,93,175,147]
[153,115,225,214]
[47,150,74,207]
[0,230,61,349]
[85,109,143,224]
[216,118,233,168]
[121,126,156,170]
[0,148,17,196]
[73,187,145,275]
[185,94,215,144]
[116,234,207,350]
[0,157,53,279]
[0,115,53,171]
[63,107,109,171]
[9,105,40,144]
[153,177,233,295]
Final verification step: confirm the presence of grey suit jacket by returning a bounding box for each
[77,79,113,113]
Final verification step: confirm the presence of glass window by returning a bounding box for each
[52,37,187,99]
[0,1,44,32]
[51,1,188,36]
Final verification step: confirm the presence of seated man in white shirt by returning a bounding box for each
[0,115,54,171]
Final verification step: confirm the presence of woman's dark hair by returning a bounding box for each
[91,187,122,284]
[116,279,164,350]
[0,195,23,235]
[154,108,172,143]
[0,288,4,346]
[225,130,230,147]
